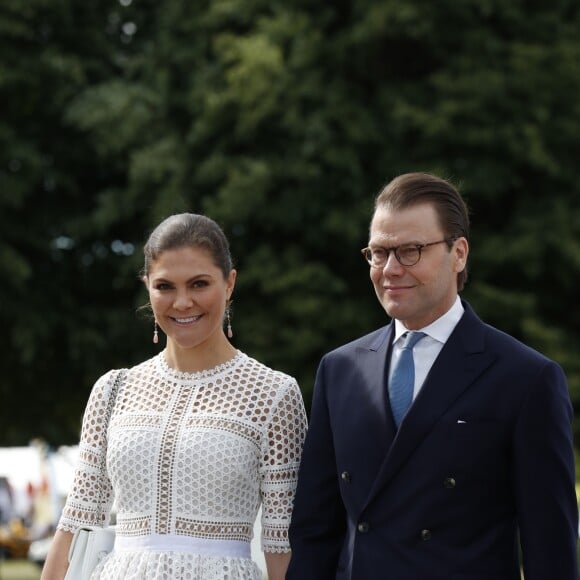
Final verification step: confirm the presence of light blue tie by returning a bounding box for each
[389,331,426,428]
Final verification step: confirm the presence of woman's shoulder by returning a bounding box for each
[235,351,298,389]
[90,355,157,396]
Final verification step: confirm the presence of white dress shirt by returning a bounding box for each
[389,296,464,401]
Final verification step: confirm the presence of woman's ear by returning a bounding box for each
[227,269,237,299]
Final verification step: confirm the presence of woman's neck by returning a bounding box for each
[163,339,237,373]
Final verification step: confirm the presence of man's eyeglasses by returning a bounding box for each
[361,238,456,268]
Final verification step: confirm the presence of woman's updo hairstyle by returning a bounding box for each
[143,213,233,279]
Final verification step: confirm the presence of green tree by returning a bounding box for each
[0,0,151,442]
[2,0,580,445]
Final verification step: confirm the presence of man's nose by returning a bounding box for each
[382,250,404,273]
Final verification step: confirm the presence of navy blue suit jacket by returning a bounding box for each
[288,302,578,579]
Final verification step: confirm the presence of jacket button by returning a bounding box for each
[357,522,370,533]
[421,529,432,541]
[341,471,351,483]
[443,477,456,489]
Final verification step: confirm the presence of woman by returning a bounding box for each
[41,213,307,579]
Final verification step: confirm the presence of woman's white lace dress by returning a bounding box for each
[58,351,307,579]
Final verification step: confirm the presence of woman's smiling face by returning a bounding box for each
[146,245,236,352]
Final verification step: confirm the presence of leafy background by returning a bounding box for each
[1,0,580,449]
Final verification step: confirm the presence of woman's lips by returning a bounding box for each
[171,315,202,324]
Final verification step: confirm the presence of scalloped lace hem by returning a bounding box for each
[262,545,291,554]
[57,522,86,534]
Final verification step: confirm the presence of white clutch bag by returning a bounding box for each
[64,525,116,580]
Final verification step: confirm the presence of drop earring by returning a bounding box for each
[153,321,159,344]
[226,302,233,339]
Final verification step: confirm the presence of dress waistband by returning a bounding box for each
[114,534,251,559]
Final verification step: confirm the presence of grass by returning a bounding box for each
[0,559,41,580]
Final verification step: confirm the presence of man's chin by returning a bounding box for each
[382,300,408,320]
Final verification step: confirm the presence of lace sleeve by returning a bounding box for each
[259,378,307,553]
[57,369,120,533]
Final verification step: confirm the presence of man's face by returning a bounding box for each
[368,203,468,330]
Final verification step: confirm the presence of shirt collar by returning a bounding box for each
[394,295,464,344]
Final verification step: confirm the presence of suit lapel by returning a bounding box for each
[362,305,496,509]
[352,325,397,457]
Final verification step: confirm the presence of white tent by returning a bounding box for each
[0,443,77,527]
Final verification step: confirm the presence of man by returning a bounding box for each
[287,172,578,579]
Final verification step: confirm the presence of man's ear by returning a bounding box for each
[453,238,469,273]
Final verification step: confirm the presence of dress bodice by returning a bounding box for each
[58,351,307,579]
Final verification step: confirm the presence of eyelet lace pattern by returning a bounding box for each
[58,351,307,579]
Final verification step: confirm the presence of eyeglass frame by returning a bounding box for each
[361,237,457,268]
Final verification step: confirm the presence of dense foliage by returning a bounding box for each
[2,0,580,445]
